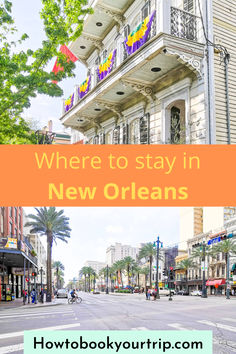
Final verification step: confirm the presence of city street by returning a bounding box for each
[0,293,236,353]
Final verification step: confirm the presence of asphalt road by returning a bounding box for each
[0,293,236,353]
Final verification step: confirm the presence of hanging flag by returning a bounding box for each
[125,11,156,56]
[78,76,91,99]
[52,45,78,83]
[97,49,117,81]
[64,93,74,112]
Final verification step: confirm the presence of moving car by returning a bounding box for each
[57,289,68,298]
[190,290,202,296]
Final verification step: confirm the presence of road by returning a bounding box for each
[0,292,236,353]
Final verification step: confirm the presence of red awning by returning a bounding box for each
[206,279,226,286]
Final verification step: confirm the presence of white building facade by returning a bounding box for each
[106,242,139,266]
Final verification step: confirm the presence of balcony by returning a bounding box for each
[61,0,204,133]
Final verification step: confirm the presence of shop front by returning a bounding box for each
[206,279,226,295]
[0,238,37,302]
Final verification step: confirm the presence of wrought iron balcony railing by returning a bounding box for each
[171,7,198,41]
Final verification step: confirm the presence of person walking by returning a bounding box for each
[31,289,36,304]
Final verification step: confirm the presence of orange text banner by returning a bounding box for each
[0,145,235,206]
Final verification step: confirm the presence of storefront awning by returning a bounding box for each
[232,264,236,272]
[206,279,226,286]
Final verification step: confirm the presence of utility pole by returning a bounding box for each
[154,236,162,300]
[40,267,44,303]
[201,241,207,298]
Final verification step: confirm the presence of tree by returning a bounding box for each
[132,263,142,287]
[140,266,149,290]
[211,239,236,298]
[176,258,197,292]
[79,266,95,292]
[138,243,156,289]
[0,0,92,144]
[113,260,125,288]
[25,207,71,301]
[122,256,136,286]
[53,261,65,290]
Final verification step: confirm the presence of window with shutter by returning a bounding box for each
[122,123,129,144]
[170,107,181,144]
[124,25,130,39]
[102,50,108,62]
[142,1,150,21]
[140,114,150,144]
[93,135,99,145]
[112,126,120,145]
[183,0,194,13]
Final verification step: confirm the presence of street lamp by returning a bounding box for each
[201,240,208,298]
[106,265,109,294]
[154,236,162,300]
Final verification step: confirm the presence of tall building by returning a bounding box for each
[83,261,106,275]
[180,207,236,249]
[58,0,235,145]
[106,243,139,266]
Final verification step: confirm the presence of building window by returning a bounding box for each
[121,123,129,144]
[222,265,225,277]
[15,207,17,224]
[93,135,99,145]
[130,119,140,144]
[102,50,108,62]
[171,107,181,144]
[99,133,105,145]
[9,222,13,236]
[217,267,220,278]
[124,25,130,39]
[183,0,194,13]
[112,126,120,145]
[140,114,150,144]
[142,1,151,20]
[19,214,21,229]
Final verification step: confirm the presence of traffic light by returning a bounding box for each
[221,234,227,241]
[169,267,174,280]
[32,272,37,277]
[162,268,167,276]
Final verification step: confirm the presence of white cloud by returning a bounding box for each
[105,225,124,234]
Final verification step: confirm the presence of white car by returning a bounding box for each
[57,289,68,298]
[190,290,202,296]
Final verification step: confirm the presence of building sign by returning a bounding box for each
[0,238,18,249]
[208,237,221,246]
[12,267,32,276]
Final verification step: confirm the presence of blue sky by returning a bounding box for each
[11,0,87,131]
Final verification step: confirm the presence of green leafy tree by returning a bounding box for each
[0,0,92,144]
[113,260,125,288]
[79,266,95,292]
[25,207,71,300]
[53,261,65,289]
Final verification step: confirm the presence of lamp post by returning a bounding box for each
[226,252,230,300]
[154,236,162,300]
[201,241,208,298]
[106,265,109,294]
[40,267,44,303]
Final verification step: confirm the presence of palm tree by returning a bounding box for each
[25,207,71,301]
[176,258,197,292]
[138,243,156,288]
[122,256,136,286]
[80,267,89,292]
[113,260,125,288]
[211,239,236,298]
[54,269,65,289]
[140,266,149,290]
[80,266,95,292]
[53,261,65,290]
[132,263,142,287]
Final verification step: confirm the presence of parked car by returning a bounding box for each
[57,289,68,298]
[177,290,189,296]
[190,290,202,296]
[159,288,170,296]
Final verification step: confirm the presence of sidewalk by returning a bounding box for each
[0,297,62,310]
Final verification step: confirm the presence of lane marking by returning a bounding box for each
[222,318,236,324]
[198,320,236,333]
[0,323,81,340]
[168,323,194,331]
[131,327,148,330]
[0,310,73,319]
[0,343,24,354]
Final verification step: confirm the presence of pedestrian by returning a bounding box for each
[147,288,151,300]
[153,289,157,301]
[31,288,36,304]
